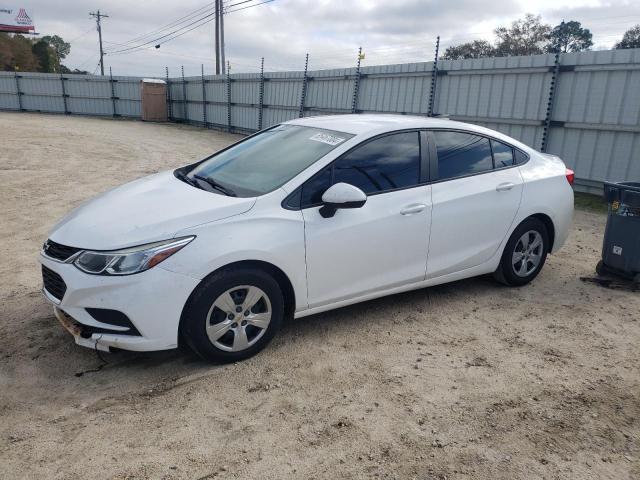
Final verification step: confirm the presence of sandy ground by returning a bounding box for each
[0,112,638,480]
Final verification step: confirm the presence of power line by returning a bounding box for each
[122,2,216,46]
[68,26,95,43]
[111,0,259,51]
[106,16,215,56]
[225,0,275,14]
[104,0,275,59]
[105,11,217,54]
[222,0,259,12]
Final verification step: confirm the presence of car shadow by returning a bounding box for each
[279,274,498,336]
[31,274,501,388]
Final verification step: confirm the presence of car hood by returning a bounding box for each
[49,171,256,250]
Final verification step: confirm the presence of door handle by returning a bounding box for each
[400,204,427,215]
[496,182,516,192]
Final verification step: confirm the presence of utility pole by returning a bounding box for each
[220,0,226,75]
[89,10,108,76]
[214,0,220,74]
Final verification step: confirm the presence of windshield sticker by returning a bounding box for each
[309,132,346,146]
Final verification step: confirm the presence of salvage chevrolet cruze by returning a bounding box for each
[40,115,574,362]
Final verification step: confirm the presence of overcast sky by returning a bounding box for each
[21,0,640,76]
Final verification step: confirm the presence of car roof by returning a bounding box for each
[285,114,475,135]
[284,114,535,153]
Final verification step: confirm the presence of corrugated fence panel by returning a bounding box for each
[16,73,65,112]
[112,78,140,117]
[306,68,353,112]
[358,63,432,114]
[545,49,640,188]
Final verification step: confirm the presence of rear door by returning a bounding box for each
[427,130,523,278]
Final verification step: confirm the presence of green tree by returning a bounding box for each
[42,35,70,60]
[41,35,70,72]
[546,21,593,53]
[615,25,640,49]
[442,40,496,60]
[31,40,54,72]
[494,14,552,56]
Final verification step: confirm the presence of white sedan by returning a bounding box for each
[40,115,574,362]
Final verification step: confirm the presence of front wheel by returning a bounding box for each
[494,218,549,286]
[181,268,284,363]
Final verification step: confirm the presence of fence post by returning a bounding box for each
[181,65,187,121]
[258,57,265,130]
[60,74,69,114]
[428,35,440,117]
[201,64,207,128]
[109,66,118,117]
[14,71,23,111]
[541,52,561,153]
[351,47,362,114]
[299,53,309,118]
[226,61,232,132]
[165,66,172,121]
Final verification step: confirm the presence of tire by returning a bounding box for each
[493,217,549,287]
[181,267,284,363]
[596,260,605,276]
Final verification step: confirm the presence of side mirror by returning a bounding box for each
[319,182,367,218]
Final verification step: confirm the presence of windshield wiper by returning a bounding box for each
[175,169,198,187]
[194,174,237,197]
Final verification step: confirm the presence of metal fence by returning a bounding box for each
[1,48,639,193]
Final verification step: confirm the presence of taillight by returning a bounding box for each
[565,168,575,186]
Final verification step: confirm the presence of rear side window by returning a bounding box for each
[491,139,514,168]
[514,149,529,165]
[332,132,420,195]
[433,131,493,180]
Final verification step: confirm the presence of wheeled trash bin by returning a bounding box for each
[597,181,640,283]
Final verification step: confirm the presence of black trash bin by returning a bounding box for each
[597,181,640,283]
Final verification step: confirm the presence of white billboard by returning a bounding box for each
[0,6,35,33]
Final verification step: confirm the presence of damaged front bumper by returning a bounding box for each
[53,306,111,352]
[40,253,200,352]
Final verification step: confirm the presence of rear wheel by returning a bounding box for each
[494,218,549,286]
[181,268,284,363]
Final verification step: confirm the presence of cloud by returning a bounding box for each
[25,0,640,76]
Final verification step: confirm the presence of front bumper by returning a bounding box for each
[40,254,200,352]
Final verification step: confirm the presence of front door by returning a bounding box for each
[301,131,432,308]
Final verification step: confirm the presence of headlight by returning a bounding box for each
[73,236,194,275]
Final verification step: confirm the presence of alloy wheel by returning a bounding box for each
[206,285,272,352]
[512,230,544,277]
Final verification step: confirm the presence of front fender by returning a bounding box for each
[160,209,308,311]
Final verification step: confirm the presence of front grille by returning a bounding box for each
[43,240,82,262]
[42,265,67,301]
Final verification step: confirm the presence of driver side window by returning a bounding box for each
[300,131,421,208]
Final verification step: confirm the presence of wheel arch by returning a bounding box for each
[178,259,296,342]
[529,213,555,251]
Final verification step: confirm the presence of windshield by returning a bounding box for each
[184,124,354,197]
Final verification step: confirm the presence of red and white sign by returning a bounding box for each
[0,6,35,33]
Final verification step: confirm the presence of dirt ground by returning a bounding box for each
[0,112,638,480]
